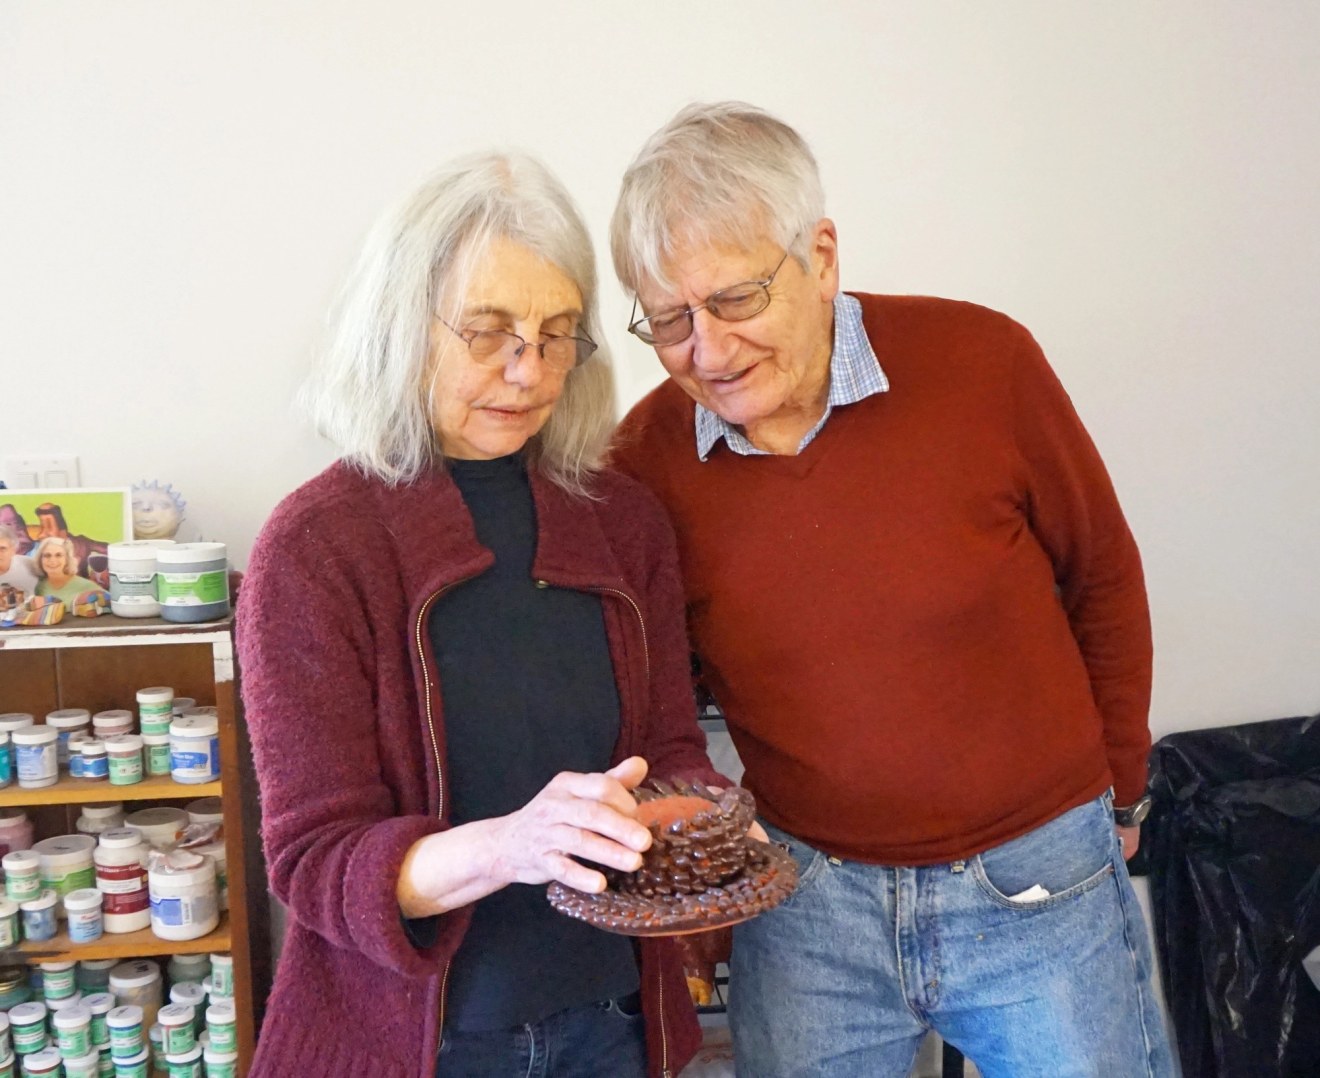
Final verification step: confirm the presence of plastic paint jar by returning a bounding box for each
[112,1047,150,1077]
[0,809,33,858]
[156,1005,194,1056]
[17,1045,60,1074]
[18,891,56,942]
[205,955,231,999]
[78,961,116,992]
[107,541,174,618]
[67,731,93,778]
[164,1043,202,1078]
[105,1006,143,1060]
[3,851,42,902]
[0,732,11,789]
[123,808,187,850]
[134,689,173,738]
[54,1002,93,1058]
[201,1045,236,1078]
[0,966,31,1011]
[62,1050,101,1078]
[156,545,229,624]
[168,717,219,785]
[77,805,125,837]
[148,854,218,942]
[147,1025,165,1071]
[168,955,208,987]
[168,981,205,1014]
[38,961,76,1001]
[92,711,135,741]
[141,735,171,777]
[0,1053,12,1078]
[0,714,33,780]
[0,898,18,948]
[169,699,195,719]
[108,963,162,1030]
[82,992,114,1047]
[201,1001,234,1055]
[65,889,104,943]
[94,829,149,934]
[184,799,222,830]
[45,709,92,770]
[8,1002,46,1055]
[33,834,96,912]
[103,736,144,787]
[12,727,58,789]
[191,842,227,911]
[0,1013,7,1061]
[78,740,109,782]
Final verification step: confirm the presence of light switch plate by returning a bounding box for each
[3,456,81,489]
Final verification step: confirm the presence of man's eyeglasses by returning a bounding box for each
[436,318,597,372]
[627,244,795,347]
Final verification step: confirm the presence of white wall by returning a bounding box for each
[3,1,1317,740]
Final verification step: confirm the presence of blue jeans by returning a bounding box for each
[436,993,646,1077]
[728,794,1178,1077]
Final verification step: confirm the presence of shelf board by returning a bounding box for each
[0,614,232,651]
[0,773,222,807]
[13,912,231,962]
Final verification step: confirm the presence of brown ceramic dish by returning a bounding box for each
[547,781,798,936]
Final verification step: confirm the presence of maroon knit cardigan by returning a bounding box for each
[237,460,724,1078]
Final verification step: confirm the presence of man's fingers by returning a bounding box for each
[546,852,608,894]
[605,755,649,790]
[555,826,645,874]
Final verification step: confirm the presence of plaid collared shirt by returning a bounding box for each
[695,293,889,460]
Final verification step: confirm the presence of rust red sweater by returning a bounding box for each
[613,293,1152,865]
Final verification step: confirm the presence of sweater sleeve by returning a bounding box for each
[1009,326,1154,805]
[236,513,463,979]
[625,482,731,791]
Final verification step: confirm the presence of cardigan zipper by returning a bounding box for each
[414,581,466,1054]
[537,579,669,1072]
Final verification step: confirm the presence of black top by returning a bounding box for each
[426,454,638,1031]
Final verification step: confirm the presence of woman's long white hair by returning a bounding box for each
[303,151,615,493]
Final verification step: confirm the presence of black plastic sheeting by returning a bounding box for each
[1145,713,1320,1077]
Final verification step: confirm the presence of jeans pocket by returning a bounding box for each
[972,796,1116,909]
[760,820,829,909]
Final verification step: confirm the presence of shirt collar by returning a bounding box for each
[694,292,888,460]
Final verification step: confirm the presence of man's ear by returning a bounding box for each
[809,218,840,302]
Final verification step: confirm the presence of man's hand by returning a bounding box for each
[1117,825,1140,861]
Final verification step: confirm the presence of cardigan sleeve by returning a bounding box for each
[236,511,467,978]
[1008,325,1154,805]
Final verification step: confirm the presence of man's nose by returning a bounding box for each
[689,309,739,372]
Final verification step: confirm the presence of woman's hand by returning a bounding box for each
[489,756,654,894]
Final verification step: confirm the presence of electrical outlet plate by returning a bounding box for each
[3,455,81,489]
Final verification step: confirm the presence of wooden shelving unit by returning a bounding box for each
[0,614,267,1076]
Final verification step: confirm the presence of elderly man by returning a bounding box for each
[0,524,38,598]
[609,102,1177,1077]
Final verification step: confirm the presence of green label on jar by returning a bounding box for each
[13,1023,46,1050]
[205,1061,236,1078]
[207,1024,236,1053]
[157,571,227,606]
[57,1027,91,1057]
[108,754,143,785]
[145,744,172,775]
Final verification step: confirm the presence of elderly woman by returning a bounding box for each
[237,152,725,1078]
[33,536,97,602]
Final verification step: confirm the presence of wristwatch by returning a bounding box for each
[1113,795,1153,828]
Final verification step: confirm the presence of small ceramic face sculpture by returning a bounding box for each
[132,483,186,541]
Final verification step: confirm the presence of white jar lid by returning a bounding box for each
[136,686,174,703]
[126,807,188,828]
[208,952,232,965]
[19,889,57,912]
[0,808,29,824]
[157,1003,194,1027]
[21,1045,61,1068]
[8,1001,46,1023]
[98,827,145,849]
[109,962,160,989]
[64,889,102,912]
[79,740,106,758]
[141,732,170,745]
[12,725,57,744]
[0,898,17,917]
[165,1045,204,1063]
[33,834,96,863]
[186,797,222,818]
[204,1048,238,1063]
[53,1003,92,1029]
[157,542,225,564]
[81,992,115,1015]
[152,850,209,875]
[107,540,175,561]
[38,960,75,971]
[92,709,134,725]
[171,697,196,713]
[104,733,144,752]
[106,1004,144,1026]
[171,714,218,737]
[171,982,205,1005]
[206,1001,235,1022]
[45,709,91,727]
[2,849,40,869]
[0,712,34,730]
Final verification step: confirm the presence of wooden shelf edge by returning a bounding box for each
[0,774,222,808]
[13,912,232,963]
